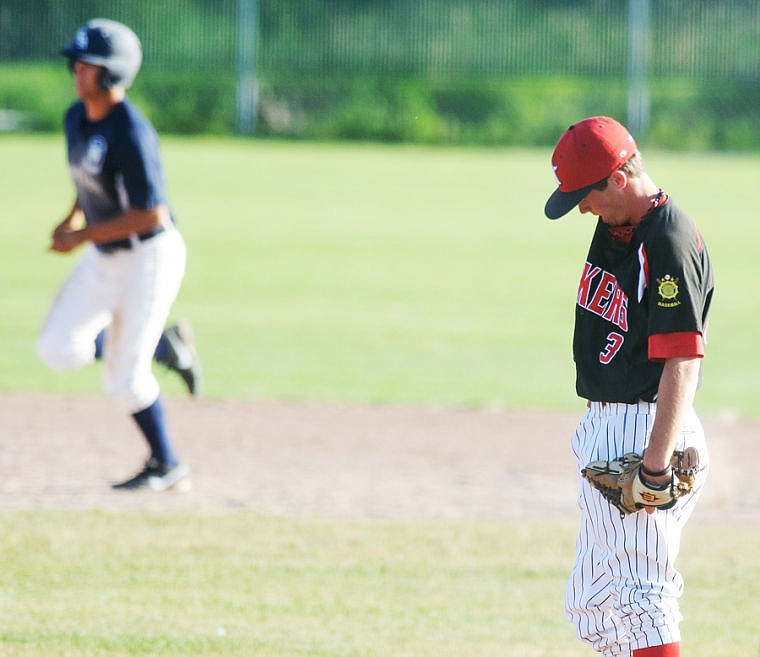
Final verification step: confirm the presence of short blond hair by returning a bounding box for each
[591,151,644,190]
[620,151,644,177]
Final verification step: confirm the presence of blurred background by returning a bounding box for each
[1,1,758,414]
[1,0,759,149]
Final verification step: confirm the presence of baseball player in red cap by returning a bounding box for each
[545,117,714,657]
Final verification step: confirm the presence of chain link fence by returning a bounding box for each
[1,0,758,145]
[3,0,759,77]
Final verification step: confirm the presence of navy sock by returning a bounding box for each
[131,398,178,467]
[94,330,106,360]
[99,328,167,363]
[153,330,169,364]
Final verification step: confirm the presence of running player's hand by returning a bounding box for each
[49,207,87,253]
[50,225,87,253]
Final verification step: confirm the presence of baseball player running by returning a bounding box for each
[544,117,714,657]
[37,18,201,491]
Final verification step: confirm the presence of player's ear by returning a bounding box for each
[97,68,117,90]
[609,169,628,190]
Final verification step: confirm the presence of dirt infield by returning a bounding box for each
[1,392,757,522]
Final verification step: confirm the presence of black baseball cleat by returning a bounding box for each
[157,320,202,396]
[112,458,191,492]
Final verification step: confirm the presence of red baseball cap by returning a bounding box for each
[544,116,637,220]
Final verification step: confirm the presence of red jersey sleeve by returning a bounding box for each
[648,331,705,361]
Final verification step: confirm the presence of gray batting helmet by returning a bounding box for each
[60,18,143,90]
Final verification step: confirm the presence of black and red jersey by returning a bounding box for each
[573,198,714,403]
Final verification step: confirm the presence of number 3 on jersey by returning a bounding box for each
[599,332,624,364]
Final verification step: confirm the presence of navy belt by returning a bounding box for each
[95,226,166,254]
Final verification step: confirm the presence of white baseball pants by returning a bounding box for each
[37,227,186,413]
[566,401,708,657]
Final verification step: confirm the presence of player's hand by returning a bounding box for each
[49,227,87,253]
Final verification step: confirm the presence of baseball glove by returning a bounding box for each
[581,447,701,516]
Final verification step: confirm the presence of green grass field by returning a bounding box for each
[2,136,759,415]
[1,512,758,657]
[2,136,759,657]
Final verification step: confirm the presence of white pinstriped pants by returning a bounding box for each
[566,401,708,657]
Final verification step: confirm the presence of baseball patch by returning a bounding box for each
[657,275,681,308]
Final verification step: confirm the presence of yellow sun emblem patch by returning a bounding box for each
[657,275,681,307]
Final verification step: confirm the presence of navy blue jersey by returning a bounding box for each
[573,199,714,403]
[64,99,169,224]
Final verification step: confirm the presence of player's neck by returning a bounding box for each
[627,175,662,225]
[84,88,125,122]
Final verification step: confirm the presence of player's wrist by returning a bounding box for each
[639,462,673,488]
[640,462,671,478]
[638,469,671,491]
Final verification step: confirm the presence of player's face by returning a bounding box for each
[70,60,105,100]
[578,180,630,226]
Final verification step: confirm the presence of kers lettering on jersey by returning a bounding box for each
[576,261,629,365]
[577,263,629,330]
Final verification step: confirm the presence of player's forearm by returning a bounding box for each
[80,206,168,244]
[643,356,701,475]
